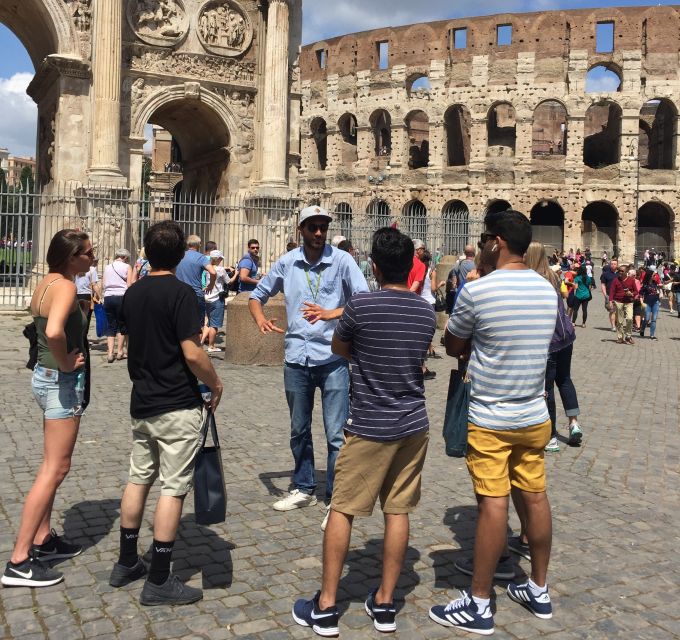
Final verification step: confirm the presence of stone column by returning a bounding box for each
[89,0,124,182]
[259,0,291,192]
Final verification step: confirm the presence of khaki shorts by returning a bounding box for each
[466,420,551,497]
[331,430,429,516]
[128,407,203,496]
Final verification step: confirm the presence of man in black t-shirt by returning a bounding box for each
[109,221,223,607]
[600,258,618,331]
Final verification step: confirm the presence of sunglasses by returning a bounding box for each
[77,249,95,259]
[306,223,329,233]
[478,232,497,248]
[249,246,260,250]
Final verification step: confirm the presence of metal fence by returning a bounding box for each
[0,183,485,308]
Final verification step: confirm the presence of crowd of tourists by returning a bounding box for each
[6,204,672,636]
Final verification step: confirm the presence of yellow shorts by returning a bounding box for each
[466,420,551,497]
[331,430,429,516]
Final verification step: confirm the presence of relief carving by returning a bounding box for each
[130,49,256,83]
[198,0,253,57]
[64,0,92,31]
[126,0,189,47]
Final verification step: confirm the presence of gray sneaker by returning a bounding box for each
[454,555,516,580]
[109,557,147,587]
[507,536,532,561]
[140,574,203,606]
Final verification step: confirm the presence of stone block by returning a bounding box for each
[224,292,287,366]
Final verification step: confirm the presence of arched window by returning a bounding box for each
[407,74,431,97]
[367,199,391,228]
[582,201,618,255]
[532,101,568,157]
[584,101,622,168]
[444,105,471,166]
[335,202,352,238]
[338,113,358,165]
[530,201,565,252]
[637,202,673,256]
[485,200,511,214]
[585,64,622,93]
[310,118,328,170]
[405,111,429,169]
[402,200,427,239]
[442,200,470,255]
[487,103,516,155]
[639,99,677,170]
[369,110,392,157]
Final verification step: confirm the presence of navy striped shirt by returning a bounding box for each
[334,289,436,441]
[448,269,558,431]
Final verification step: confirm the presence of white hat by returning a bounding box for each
[299,205,332,226]
[210,249,223,259]
[550,264,561,273]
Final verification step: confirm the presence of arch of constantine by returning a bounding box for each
[2,0,302,196]
[298,5,680,260]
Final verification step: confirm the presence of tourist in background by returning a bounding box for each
[238,238,264,293]
[571,264,593,327]
[2,230,94,588]
[640,265,662,340]
[202,249,236,352]
[103,249,134,363]
[134,247,150,280]
[600,257,618,331]
[609,264,635,345]
[176,235,216,322]
[75,260,100,335]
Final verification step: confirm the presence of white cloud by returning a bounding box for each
[0,73,37,158]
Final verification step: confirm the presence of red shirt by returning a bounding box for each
[407,256,426,294]
[610,277,635,303]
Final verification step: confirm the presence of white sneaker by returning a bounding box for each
[206,346,222,353]
[320,504,331,531]
[272,489,317,512]
[544,437,560,453]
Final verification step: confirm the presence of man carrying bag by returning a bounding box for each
[108,221,223,606]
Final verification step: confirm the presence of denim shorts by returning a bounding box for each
[32,365,86,420]
[206,299,225,329]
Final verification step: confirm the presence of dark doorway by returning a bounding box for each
[530,201,564,252]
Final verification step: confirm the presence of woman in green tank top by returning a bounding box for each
[1,230,95,589]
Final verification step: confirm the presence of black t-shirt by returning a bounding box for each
[122,275,203,419]
[600,265,617,289]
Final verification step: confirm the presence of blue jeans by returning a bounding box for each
[641,299,660,337]
[545,344,579,439]
[283,359,349,502]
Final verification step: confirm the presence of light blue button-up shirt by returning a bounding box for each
[250,245,369,366]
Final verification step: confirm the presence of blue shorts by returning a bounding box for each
[206,299,225,329]
[32,365,86,420]
[197,295,206,321]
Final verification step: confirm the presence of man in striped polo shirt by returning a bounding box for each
[430,210,558,635]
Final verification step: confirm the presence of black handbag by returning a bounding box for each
[442,366,470,458]
[434,287,447,312]
[194,410,227,525]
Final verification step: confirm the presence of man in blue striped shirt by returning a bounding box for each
[430,210,558,634]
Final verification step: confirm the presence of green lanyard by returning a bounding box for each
[304,265,325,302]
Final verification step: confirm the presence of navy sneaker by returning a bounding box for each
[292,591,339,637]
[507,582,553,619]
[429,590,494,635]
[365,587,397,632]
[32,529,82,561]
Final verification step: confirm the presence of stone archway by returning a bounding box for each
[582,201,618,255]
[0,0,85,185]
[131,85,242,195]
[637,201,673,256]
[530,200,564,252]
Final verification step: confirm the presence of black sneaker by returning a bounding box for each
[140,574,203,606]
[365,588,397,633]
[508,536,531,561]
[109,557,147,587]
[32,529,82,561]
[423,369,437,380]
[292,591,339,637]
[2,555,63,587]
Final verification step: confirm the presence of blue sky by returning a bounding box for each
[0,1,676,156]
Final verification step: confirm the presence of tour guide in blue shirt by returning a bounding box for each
[249,205,368,529]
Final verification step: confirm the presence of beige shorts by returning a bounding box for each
[331,430,429,516]
[128,407,203,496]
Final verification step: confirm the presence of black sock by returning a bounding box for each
[118,527,140,568]
[148,539,174,585]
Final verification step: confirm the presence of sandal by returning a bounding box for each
[116,354,127,360]
[107,355,115,363]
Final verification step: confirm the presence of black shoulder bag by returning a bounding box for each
[194,410,227,525]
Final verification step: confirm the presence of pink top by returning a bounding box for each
[103,261,130,297]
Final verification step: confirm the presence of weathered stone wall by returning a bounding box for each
[299,5,680,260]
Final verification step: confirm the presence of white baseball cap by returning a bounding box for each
[299,205,332,226]
[210,250,223,259]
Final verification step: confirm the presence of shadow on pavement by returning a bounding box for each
[429,505,526,590]
[258,469,327,500]
[335,538,420,615]
[62,498,120,554]
[171,515,234,590]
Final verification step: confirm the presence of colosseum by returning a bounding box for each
[298,5,680,262]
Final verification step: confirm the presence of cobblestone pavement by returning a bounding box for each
[0,294,679,640]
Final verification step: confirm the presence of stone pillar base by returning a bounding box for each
[225,292,287,365]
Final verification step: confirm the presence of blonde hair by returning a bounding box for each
[525,241,560,292]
